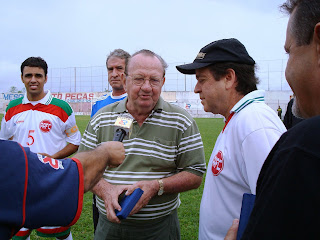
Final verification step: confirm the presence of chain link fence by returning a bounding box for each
[46,60,290,93]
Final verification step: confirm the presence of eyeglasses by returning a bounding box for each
[127,75,163,87]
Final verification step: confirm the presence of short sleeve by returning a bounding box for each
[64,112,81,146]
[176,119,206,176]
[24,147,83,228]
[241,128,283,193]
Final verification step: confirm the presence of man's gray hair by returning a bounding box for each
[106,49,131,74]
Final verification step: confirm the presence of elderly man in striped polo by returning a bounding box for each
[79,49,206,240]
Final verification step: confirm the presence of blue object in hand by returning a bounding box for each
[115,188,144,219]
[236,193,256,240]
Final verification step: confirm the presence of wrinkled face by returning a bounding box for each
[124,54,165,114]
[284,11,317,118]
[194,67,228,117]
[21,66,47,101]
[107,56,126,91]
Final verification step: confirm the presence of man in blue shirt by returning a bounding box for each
[91,49,130,117]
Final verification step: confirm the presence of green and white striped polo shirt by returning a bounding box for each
[79,96,206,223]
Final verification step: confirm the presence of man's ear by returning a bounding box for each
[224,69,237,90]
[44,75,48,84]
[315,23,320,42]
[162,77,166,86]
[314,23,320,66]
[21,74,24,83]
[121,73,127,91]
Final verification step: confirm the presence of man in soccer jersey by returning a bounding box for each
[79,49,206,240]
[90,49,130,232]
[177,39,287,240]
[0,57,81,240]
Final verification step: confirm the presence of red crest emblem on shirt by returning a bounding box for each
[212,150,224,176]
[39,120,52,133]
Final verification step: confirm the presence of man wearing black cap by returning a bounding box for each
[176,38,286,240]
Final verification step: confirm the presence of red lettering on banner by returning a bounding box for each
[52,93,63,99]
[56,92,96,100]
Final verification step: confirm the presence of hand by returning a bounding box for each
[125,180,159,216]
[224,219,239,240]
[100,141,125,167]
[94,180,129,224]
[75,142,125,192]
[38,153,53,158]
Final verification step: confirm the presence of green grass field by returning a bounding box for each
[3,114,224,240]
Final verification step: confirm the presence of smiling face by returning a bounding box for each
[284,10,320,118]
[124,53,165,116]
[21,66,47,101]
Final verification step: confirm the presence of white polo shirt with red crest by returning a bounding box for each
[0,91,81,156]
[199,90,286,240]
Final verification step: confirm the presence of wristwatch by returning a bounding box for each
[157,179,164,196]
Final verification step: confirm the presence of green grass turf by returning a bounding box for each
[2,114,224,240]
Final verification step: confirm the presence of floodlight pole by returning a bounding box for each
[184,62,186,91]
[74,67,77,92]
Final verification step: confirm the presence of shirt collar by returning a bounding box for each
[22,90,52,105]
[231,90,265,114]
[110,92,127,99]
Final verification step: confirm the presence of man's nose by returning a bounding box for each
[194,82,201,93]
[30,75,37,82]
[111,69,118,76]
[141,79,153,89]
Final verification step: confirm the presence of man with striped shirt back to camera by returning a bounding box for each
[79,49,206,240]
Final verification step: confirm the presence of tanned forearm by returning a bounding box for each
[51,143,79,159]
[73,142,125,192]
[158,171,202,194]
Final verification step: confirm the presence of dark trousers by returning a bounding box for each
[92,194,99,233]
[94,210,181,240]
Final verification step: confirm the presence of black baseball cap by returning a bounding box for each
[176,38,255,74]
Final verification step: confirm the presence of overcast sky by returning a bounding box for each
[0,0,290,93]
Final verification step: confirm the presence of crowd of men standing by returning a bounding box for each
[1,0,320,239]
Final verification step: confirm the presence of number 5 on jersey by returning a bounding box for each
[27,130,35,146]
